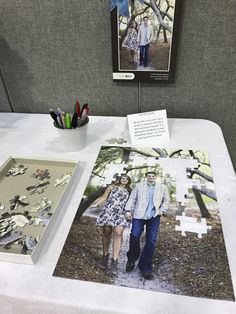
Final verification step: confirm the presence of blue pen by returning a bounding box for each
[56,113,63,128]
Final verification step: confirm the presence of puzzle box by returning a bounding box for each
[0,156,79,264]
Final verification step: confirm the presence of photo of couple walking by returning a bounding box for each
[122,17,153,69]
[91,171,169,280]
[118,0,177,71]
[54,146,234,301]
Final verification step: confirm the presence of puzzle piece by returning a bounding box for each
[31,169,50,181]
[5,164,28,176]
[0,218,14,231]
[0,203,5,210]
[26,181,50,195]
[175,212,212,238]
[106,137,128,145]
[54,174,71,187]
[24,235,37,250]
[9,195,29,210]
[10,214,30,228]
[0,222,16,238]
[32,212,52,226]
[30,198,53,213]
[39,212,52,226]
[100,163,126,186]
[0,230,22,247]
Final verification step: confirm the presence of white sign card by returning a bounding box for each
[127,110,169,146]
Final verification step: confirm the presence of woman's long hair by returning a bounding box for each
[114,174,132,193]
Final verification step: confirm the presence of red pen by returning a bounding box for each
[75,100,81,117]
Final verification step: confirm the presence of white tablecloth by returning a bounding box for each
[0,113,235,314]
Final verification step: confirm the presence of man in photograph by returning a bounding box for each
[125,171,169,280]
[137,16,153,67]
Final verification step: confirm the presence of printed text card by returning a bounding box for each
[127,110,169,146]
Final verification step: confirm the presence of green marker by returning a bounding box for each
[65,113,72,128]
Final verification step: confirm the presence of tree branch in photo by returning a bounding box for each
[125,165,149,173]
[152,148,167,157]
[192,185,217,201]
[169,149,183,157]
[187,168,214,183]
[192,187,211,218]
[75,187,107,220]
[149,0,172,32]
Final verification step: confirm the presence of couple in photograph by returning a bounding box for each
[91,171,169,280]
[123,16,153,68]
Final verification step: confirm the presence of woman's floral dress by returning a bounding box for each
[127,28,138,51]
[96,186,129,227]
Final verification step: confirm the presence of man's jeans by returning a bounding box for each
[127,215,160,273]
[140,43,150,67]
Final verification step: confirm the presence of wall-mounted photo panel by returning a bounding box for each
[110,0,182,83]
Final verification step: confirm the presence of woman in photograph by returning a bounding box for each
[91,174,132,275]
[124,21,139,65]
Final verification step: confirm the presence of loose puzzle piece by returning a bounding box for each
[26,181,50,195]
[0,203,5,210]
[11,214,30,228]
[54,174,71,187]
[9,195,29,210]
[5,164,28,176]
[106,137,128,145]
[101,163,126,186]
[0,217,12,230]
[175,212,212,238]
[0,213,30,239]
[32,212,52,226]
[30,198,53,213]
[31,169,50,181]
[24,235,37,250]
[0,230,22,247]
[0,222,16,238]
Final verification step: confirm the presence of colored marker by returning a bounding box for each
[49,109,59,126]
[56,113,63,128]
[64,113,72,128]
[75,100,81,117]
[71,112,78,128]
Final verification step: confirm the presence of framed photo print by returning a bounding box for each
[110,0,182,83]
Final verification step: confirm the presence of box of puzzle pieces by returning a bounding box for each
[0,156,79,264]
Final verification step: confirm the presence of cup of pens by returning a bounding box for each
[50,100,89,129]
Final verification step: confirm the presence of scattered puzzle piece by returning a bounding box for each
[0,230,22,247]
[5,164,28,176]
[26,180,50,195]
[9,195,29,210]
[24,235,37,250]
[31,169,50,181]
[106,137,127,144]
[0,222,16,238]
[0,203,5,210]
[175,212,212,238]
[54,174,71,187]
[11,214,30,228]
[30,198,52,213]
[32,212,52,226]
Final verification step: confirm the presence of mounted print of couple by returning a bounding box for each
[110,0,182,82]
[54,146,235,301]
